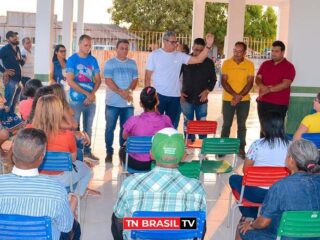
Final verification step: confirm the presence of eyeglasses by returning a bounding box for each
[59,50,66,53]
[165,39,178,45]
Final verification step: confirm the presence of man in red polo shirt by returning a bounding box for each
[255,41,296,137]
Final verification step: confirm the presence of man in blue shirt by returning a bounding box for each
[66,34,101,163]
[0,31,24,113]
[103,39,138,162]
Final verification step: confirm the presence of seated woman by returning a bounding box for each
[293,92,320,140]
[229,111,289,239]
[28,94,98,196]
[239,139,320,240]
[19,79,43,121]
[121,87,173,171]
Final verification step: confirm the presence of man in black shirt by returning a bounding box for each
[181,38,216,141]
[0,31,24,113]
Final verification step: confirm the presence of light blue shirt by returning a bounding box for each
[0,167,74,240]
[104,57,138,108]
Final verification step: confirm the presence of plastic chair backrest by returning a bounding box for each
[0,214,52,240]
[242,166,290,187]
[131,211,206,239]
[302,133,320,149]
[39,151,73,171]
[277,211,320,239]
[126,136,153,154]
[186,120,218,135]
[201,138,240,155]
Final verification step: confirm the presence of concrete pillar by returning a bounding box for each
[191,0,206,41]
[286,0,320,133]
[277,1,290,46]
[76,0,85,51]
[224,0,246,58]
[34,0,55,83]
[62,0,74,57]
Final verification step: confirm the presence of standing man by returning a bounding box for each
[145,31,214,128]
[21,37,34,85]
[181,38,216,141]
[256,40,296,137]
[104,39,138,163]
[221,42,254,158]
[0,31,24,112]
[66,34,101,162]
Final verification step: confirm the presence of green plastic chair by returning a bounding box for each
[151,161,201,180]
[200,138,240,174]
[277,211,320,239]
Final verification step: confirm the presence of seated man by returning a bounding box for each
[239,139,320,240]
[112,127,206,240]
[0,128,80,240]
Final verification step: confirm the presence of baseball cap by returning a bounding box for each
[151,128,185,164]
[6,31,18,39]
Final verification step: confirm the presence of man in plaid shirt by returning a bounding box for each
[111,127,207,240]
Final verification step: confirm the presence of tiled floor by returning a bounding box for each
[80,86,260,240]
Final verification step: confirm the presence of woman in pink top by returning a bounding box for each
[121,87,173,171]
[19,79,42,120]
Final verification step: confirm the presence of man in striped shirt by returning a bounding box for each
[0,128,80,240]
[112,128,207,240]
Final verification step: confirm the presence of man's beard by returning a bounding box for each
[11,41,19,46]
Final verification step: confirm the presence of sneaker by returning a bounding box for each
[84,152,100,163]
[216,154,226,158]
[238,149,246,159]
[105,154,113,163]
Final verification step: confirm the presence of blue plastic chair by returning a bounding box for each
[0,214,52,240]
[302,133,320,149]
[131,211,206,239]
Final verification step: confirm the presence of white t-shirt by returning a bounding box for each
[146,48,191,97]
[21,47,34,79]
[247,138,289,167]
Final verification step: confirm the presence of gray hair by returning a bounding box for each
[13,128,47,164]
[22,37,31,45]
[288,139,320,173]
[162,31,176,41]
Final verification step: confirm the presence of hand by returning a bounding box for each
[259,84,271,97]
[199,90,209,102]
[4,69,15,77]
[118,89,129,100]
[231,94,242,106]
[239,221,254,234]
[84,92,95,106]
[180,92,188,102]
[205,33,215,48]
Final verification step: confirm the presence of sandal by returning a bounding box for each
[85,188,101,197]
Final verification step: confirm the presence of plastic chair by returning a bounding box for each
[185,120,218,149]
[277,211,320,239]
[302,133,320,149]
[0,214,52,240]
[131,211,206,239]
[39,151,80,219]
[230,166,290,238]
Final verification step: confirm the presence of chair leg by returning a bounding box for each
[230,204,237,240]
[227,190,233,228]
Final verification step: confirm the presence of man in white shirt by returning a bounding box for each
[145,31,214,128]
[21,37,34,85]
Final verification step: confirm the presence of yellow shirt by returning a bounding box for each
[221,58,254,101]
[301,112,320,133]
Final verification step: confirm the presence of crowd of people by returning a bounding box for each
[0,29,319,240]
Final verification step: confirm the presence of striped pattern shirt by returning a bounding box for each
[114,167,206,239]
[0,173,74,240]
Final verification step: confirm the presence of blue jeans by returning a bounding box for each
[157,94,181,129]
[4,79,21,113]
[180,100,208,140]
[229,175,268,218]
[105,105,134,155]
[70,101,96,154]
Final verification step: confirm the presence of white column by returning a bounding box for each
[76,0,85,50]
[277,1,290,46]
[34,0,55,82]
[62,0,74,57]
[191,0,206,41]
[224,0,246,58]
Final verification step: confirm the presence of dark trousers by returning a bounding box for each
[60,219,81,240]
[257,101,288,138]
[157,94,181,129]
[221,101,250,149]
[4,79,21,113]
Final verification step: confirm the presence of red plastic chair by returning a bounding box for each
[229,166,290,238]
[185,120,218,149]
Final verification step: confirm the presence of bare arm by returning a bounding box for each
[128,78,138,91]
[221,74,237,97]
[293,124,308,140]
[105,77,123,94]
[145,70,153,87]
[239,75,254,96]
[91,73,101,95]
[239,216,272,234]
[242,157,254,173]
[188,33,214,65]
[269,79,292,92]
[66,72,90,96]
[49,62,56,85]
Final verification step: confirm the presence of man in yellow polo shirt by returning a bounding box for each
[221,42,254,158]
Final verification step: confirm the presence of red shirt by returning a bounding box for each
[257,58,296,106]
